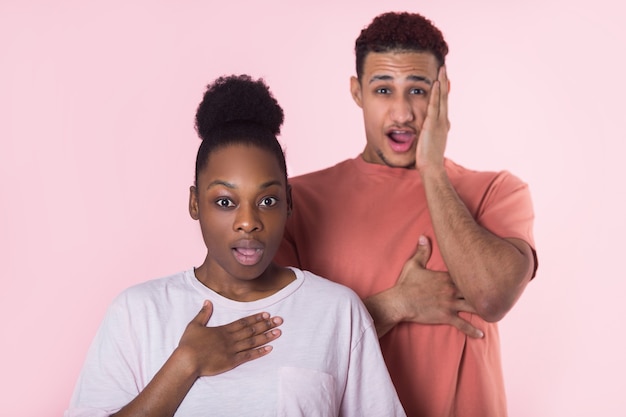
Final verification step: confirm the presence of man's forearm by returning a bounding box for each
[421,166,534,322]
[364,289,402,338]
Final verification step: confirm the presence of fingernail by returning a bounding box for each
[418,235,428,246]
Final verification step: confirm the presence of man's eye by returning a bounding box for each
[410,88,426,95]
[216,198,235,208]
[259,197,278,207]
[375,88,391,94]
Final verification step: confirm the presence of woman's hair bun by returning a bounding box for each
[195,74,284,140]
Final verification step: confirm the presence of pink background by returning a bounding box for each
[1,1,624,416]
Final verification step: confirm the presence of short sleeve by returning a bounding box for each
[340,303,407,417]
[65,295,140,416]
[472,171,538,276]
[476,171,535,246]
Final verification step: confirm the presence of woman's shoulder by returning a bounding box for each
[111,269,192,306]
[291,268,364,305]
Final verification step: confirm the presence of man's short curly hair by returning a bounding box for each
[355,12,449,80]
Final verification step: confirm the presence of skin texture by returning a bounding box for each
[351,51,438,169]
[353,51,535,337]
[111,144,293,417]
[189,144,295,301]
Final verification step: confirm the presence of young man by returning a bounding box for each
[276,12,538,417]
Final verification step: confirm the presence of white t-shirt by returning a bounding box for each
[66,268,406,417]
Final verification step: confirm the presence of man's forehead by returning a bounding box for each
[363,51,438,81]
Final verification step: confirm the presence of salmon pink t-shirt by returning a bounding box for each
[276,156,537,417]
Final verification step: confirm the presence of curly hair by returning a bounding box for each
[193,74,287,186]
[355,12,449,80]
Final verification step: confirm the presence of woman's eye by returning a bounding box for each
[260,197,278,207]
[216,198,235,208]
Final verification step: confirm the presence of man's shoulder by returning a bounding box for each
[289,158,356,185]
[446,158,525,186]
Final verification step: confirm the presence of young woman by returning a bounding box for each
[65,75,405,417]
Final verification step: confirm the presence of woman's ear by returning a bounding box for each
[286,184,293,216]
[189,185,200,220]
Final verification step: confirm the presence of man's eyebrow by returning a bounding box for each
[369,74,432,84]
[369,74,393,83]
[407,75,432,84]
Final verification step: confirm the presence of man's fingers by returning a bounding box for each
[439,66,449,93]
[429,79,441,120]
[451,316,484,339]
[408,235,432,268]
[426,66,449,122]
[438,66,449,120]
[452,298,477,314]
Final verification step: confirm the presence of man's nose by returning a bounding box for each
[390,95,415,124]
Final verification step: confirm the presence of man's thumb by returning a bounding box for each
[412,235,432,267]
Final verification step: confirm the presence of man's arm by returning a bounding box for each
[416,66,535,322]
[421,169,534,322]
[364,236,485,338]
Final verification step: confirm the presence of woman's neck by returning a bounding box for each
[194,262,296,302]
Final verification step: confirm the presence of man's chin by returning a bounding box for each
[377,150,416,169]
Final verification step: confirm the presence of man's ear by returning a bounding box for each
[286,184,293,217]
[350,76,363,108]
[189,185,199,220]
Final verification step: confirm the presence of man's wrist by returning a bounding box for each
[364,288,403,337]
[417,160,446,180]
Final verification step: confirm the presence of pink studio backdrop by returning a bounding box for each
[1,1,624,416]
